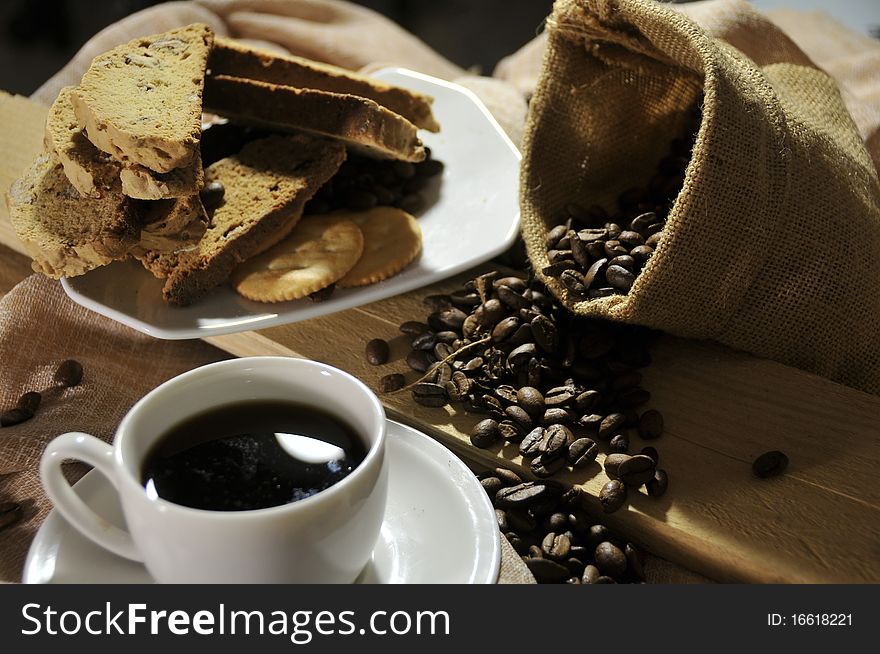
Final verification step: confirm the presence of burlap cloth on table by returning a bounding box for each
[519,0,880,395]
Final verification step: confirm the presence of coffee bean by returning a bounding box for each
[608,255,635,271]
[495,385,519,404]
[411,382,447,408]
[546,224,569,249]
[530,454,566,478]
[625,543,645,581]
[574,390,601,413]
[515,386,545,417]
[519,427,545,458]
[400,320,430,336]
[582,564,601,584]
[495,482,549,508]
[604,240,628,258]
[603,453,631,480]
[433,342,454,361]
[498,420,524,442]
[406,349,432,372]
[640,446,659,465]
[618,454,657,487]
[474,299,506,327]
[646,469,669,497]
[570,234,591,268]
[365,338,390,365]
[507,509,537,533]
[560,269,589,298]
[54,359,83,387]
[646,232,663,248]
[531,315,558,353]
[630,245,654,264]
[495,509,509,533]
[541,424,574,460]
[0,502,23,532]
[617,230,645,248]
[606,265,636,292]
[526,557,571,583]
[598,413,626,439]
[567,438,599,468]
[541,408,571,426]
[599,480,628,514]
[638,409,664,439]
[430,307,467,332]
[542,532,572,560]
[507,343,537,370]
[199,181,225,210]
[594,542,627,578]
[0,408,33,427]
[17,391,41,414]
[528,545,544,559]
[504,405,533,431]
[496,285,531,311]
[471,419,500,448]
[379,373,405,393]
[618,387,651,408]
[752,451,789,478]
[629,212,657,233]
[411,331,437,351]
[495,468,523,487]
[586,524,611,549]
[491,316,519,342]
[609,434,630,454]
[481,477,503,497]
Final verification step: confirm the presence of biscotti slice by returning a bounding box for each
[119,157,204,200]
[45,87,119,198]
[204,75,425,162]
[6,154,139,278]
[132,195,208,256]
[71,23,213,173]
[160,134,346,305]
[209,37,439,132]
[46,87,203,200]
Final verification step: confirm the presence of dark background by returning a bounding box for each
[0,0,554,96]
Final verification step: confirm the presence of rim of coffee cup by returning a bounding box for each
[112,356,386,519]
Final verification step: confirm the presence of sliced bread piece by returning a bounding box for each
[158,134,346,305]
[203,75,425,162]
[46,86,203,200]
[71,23,213,173]
[45,87,119,199]
[209,37,439,132]
[6,154,139,278]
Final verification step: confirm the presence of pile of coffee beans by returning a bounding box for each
[542,108,700,299]
[305,149,444,216]
[0,359,83,427]
[480,468,646,583]
[371,271,668,507]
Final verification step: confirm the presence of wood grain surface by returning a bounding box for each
[206,269,880,584]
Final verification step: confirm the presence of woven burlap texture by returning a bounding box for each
[520,0,880,394]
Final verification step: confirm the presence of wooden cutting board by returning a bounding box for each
[1,91,877,584]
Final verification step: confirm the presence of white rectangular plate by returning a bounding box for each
[61,68,521,340]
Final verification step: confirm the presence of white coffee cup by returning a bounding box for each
[40,356,388,583]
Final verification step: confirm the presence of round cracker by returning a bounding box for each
[326,207,422,288]
[231,216,364,302]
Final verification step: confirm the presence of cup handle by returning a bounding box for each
[40,432,142,562]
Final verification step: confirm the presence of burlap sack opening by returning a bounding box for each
[520,0,880,394]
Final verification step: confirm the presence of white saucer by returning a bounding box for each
[23,420,500,584]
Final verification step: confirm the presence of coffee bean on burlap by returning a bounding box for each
[54,359,83,387]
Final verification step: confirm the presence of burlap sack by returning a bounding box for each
[520,0,880,395]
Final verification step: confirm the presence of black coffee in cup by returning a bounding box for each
[141,400,367,511]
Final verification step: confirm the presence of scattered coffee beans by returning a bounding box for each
[482,471,647,583]
[378,373,405,393]
[599,479,627,514]
[752,450,789,478]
